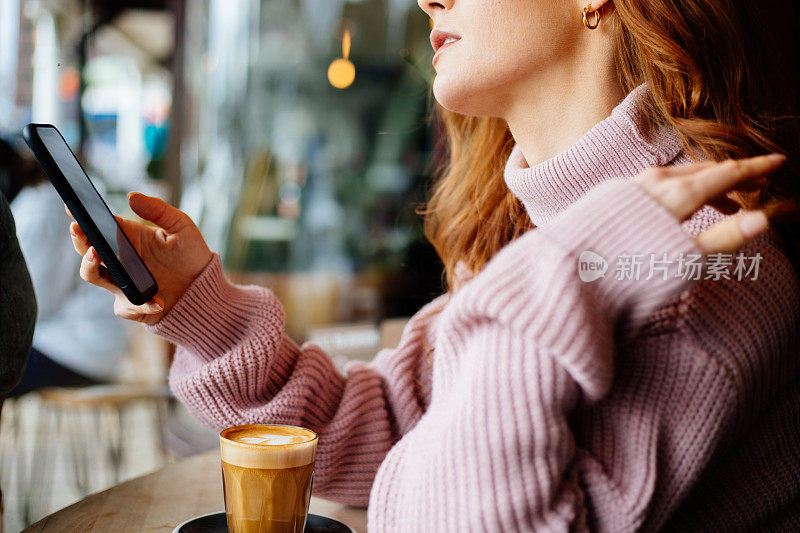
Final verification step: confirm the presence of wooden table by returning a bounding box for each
[23,450,368,532]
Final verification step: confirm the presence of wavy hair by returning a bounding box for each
[420,0,800,291]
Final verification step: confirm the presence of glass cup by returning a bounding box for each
[220,424,318,533]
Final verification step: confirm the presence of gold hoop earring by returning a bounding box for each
[583,3,601,29]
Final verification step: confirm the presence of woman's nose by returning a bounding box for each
[417,0,453,18]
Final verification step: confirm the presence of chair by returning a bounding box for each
[19,383,170,525]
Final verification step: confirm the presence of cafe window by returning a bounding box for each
[0,0,445,341]
[178,0,443,340]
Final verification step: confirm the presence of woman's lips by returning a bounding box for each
[432,39,460,66]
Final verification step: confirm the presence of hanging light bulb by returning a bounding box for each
[328,29,356,89]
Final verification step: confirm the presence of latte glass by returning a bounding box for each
[220,424,318,533]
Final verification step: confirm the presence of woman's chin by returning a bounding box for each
[432,76,498,117]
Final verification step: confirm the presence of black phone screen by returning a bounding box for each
[37,127,156,294]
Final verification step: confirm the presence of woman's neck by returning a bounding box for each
[502,82,687,227]
[504,74,627,170]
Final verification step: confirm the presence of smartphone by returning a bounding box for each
[22,123,158,305]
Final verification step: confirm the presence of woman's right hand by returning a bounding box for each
[68,192,214,325]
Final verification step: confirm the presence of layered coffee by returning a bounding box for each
[220,424,318,533]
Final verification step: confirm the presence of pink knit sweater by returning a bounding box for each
[149,83,800,531]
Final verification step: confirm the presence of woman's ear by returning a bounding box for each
[585,0,613,11]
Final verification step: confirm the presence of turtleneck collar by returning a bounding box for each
[503,82,685,227]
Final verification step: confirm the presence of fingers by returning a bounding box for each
[67,207,138,253]
[636,153,785,222]
[70,221,90,255]
[79,245,164,323]
[128,192,188,233]
[682,154,785,218]
[79,246,119,292]
[694,210,769,255]
[113,295,164,323]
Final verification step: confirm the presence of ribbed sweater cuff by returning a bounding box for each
[540,178,704,333]
[146,253,285,361]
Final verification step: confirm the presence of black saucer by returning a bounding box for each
[172,511,355,533]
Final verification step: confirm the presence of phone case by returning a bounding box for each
[22,123,158,306]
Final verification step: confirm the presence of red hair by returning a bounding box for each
[421,0,800,290]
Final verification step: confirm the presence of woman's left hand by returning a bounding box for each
[631,153,786,254]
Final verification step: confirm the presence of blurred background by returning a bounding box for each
[0,0,445,529]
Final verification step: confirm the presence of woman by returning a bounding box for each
[70,0,800,530]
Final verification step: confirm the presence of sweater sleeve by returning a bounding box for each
[147,254,443,506]
[368,178,709,531]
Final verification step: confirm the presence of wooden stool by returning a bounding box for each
[22,384,170,525]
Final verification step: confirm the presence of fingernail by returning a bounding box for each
[739,211,768,239]
[766,153,786,163]
[151,302,163,312]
